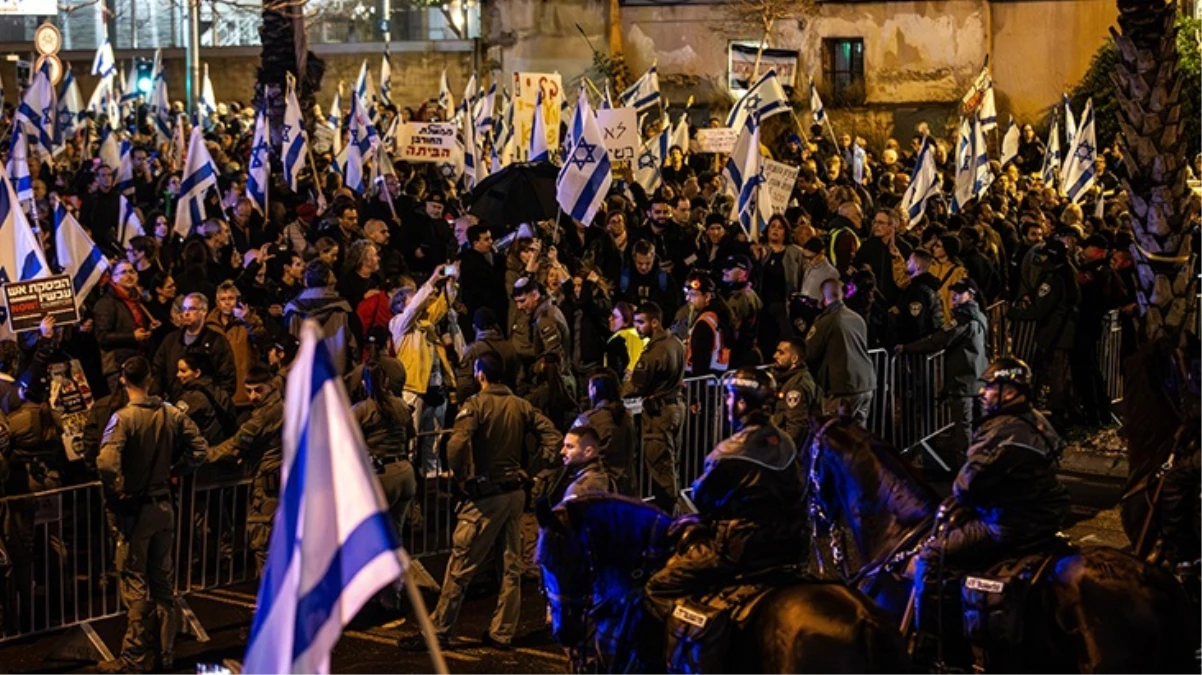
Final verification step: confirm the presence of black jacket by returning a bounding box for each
[853,236,912,304]
[93,290,149,378]
[894,272,945,345]
[457,248,507,318]
[176,376,237,446]
[576,401,637,494]
[152,327,238,399]
[904,299,989,397]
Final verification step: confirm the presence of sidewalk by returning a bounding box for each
[1058,427,1131,550]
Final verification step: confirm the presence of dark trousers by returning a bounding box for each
[643,402,684,514]
[1069,332,1108,425]
[112,499,178,671]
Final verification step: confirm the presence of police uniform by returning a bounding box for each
[98,397,208,672]
[209,388,284,573]
[174,376,236,446]
[621,327,686,513]
[1008,255,1079,420]
[894,272,946,344]
[353,394,417,542]
[772,366,820,448]
[551,457,614,504]
[429,384,561,646]
[806,301,877,427]
[645,414,807,620]
[575,401,638,496]
[512,296,571,376]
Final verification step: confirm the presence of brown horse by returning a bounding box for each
[536,494,910,673]
[808,418,1199,672]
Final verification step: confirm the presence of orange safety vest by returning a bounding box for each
[686,310,730,374]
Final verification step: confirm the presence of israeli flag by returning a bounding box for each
[17,59,57,162]
[900,136,940,225]
[115,140,135,195]
[461,73,478,120]
[53,203,108,308]
[439,69,454,117]
[618,64,660,113]
[529,89,550,162]
[380,49,393,107]
[354,59,370,104]
[344,93,380,194]
[726,69,789,133]
[852,142,867,185]
[242,321,407,675]
[0,160,50,339]
[1061,98,1097,205]
[1063,94,1077,148]
[328,84,343,129]
[556,88,612,225]
[979,84,998,133]
[1000,116,1020,167]
[1041,121,1061,187]
[174,126,218,238]
[670,112,689,155]
[634,126,669,193]
[248,109,271,215]
[727,117,769,241]
[98,125,122,173]
[951,118,974,214]
[119,63,140,109]
[474,81,496,140]
[92,34,116,79]
[810,80,826,125]
[118,194,145,248]
[57,66,85,143]
[150,73,172,145]
[199,63,218,120]
[971,113,992,198]
[493,90,512,154]
[86,73,114,119]
[6,130,32,203]
[462,107,482,192]
[282,75,310,193]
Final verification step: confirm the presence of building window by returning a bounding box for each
[822,37,865,106]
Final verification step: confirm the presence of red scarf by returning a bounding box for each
[109,281,148,329]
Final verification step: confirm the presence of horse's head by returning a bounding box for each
[807,418,938,565]
[535,494,673,649]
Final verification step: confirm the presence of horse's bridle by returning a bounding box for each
[808,419,850,577]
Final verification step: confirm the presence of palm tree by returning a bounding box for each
[1111,0,1198,340]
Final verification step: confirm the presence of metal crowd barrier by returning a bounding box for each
[174,474,257,595]
[679,376,725,490]
[985,300,1009,359]
[1099,310,1124,403]
[0,482,122,649]
[866,349,891,441]
[890,350,953,471]
[403,430,456,560]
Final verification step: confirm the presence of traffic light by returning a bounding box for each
[135,58,153,94]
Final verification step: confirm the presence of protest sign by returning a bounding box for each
[395,122,459,162]
[762,158,800,211]
[595,107,638,162]
[3,274,78,333]
[512,72,562,160]
[695,127,738,154]
[729,44,799,90]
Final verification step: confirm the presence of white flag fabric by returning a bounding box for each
[1061,98,1097,205]
[439,69,454,117]
[971,113,992,199]
[952,118,974,213]
[328,84,344,159]
[724,117,769,241]
[529,90,550,162]
[86,74,115,119]
[556,88,612,225]
[462,108,480,192]
[978,85,998,133]
[1063,94,1077,148]
[92,34,116,79]
[379,50,393,107]
[1000,117,1020,167]
[475,81,496,140]
[175,126,218,238]
[726,69,789,133]
[17,60,57,161]
[57,67,85,143]
[1041,121,1061,187]
[248,109,271,215]
[115,140,135,195]
[118,194,145,248]
[282,75,310,192]
[53,203,108,308]
[670,113,689,155]
[634,127,668,193]
[900,136,940,225]
[618,65,661,113]
[242,321,405,675]
[354,59,370,104]
[199,63,218,120]
[7,131,32,203]
[119,63,140,111]
[0,160,50,340]
[852,142,867,185]
[461,73,478,122]
[98,126,122,173]
[344,94,380,194]
[150,71,172,145]
[809,80,826,125]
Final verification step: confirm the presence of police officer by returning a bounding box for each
[892,248,946,345]
[621,302,686,513]
[576,369,637,496]
[807,279,877,427]
[644,369,807,671]
[550,425,614,504]
[97,357,207,673]
[770,338,820,448]
[173,353,237,446]
[399,353,560,651]
[511,277,571,390]
[720,255,763,367]
[682,272,733,377]
[913,358,1070,644]
[352,360,417,542]
[209,365,284,573]
[898,279,989,467]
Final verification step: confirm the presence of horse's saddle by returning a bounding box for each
[665,566,809,674]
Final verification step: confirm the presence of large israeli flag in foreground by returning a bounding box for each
[243,322,407,674]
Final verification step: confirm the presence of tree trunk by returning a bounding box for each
[1111,0,1198,340]
[258,0,324,147]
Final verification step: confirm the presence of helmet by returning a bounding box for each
[725,368,777,428]
[980,357,1033,391]
[683,272,716,295]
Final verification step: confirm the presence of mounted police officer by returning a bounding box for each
[208,365,284,574]
[621,301,686,513]
[644,369,808,626]
[913,357,1070,642]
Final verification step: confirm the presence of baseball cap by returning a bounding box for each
[949,278,980,296]
[723,254,752,272]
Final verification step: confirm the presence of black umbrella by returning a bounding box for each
[466,161,560,231]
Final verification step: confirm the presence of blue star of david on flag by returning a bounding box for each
[638,150,656,170]
[743,94,762,112]
[569,140,598,171]
[1075,140,1094,163]
[281,124,292,143]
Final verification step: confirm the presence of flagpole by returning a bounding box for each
[400,549,448,675]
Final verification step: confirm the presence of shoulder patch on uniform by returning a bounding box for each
[175,400,190,413]
[909,301,923,317]
[785,390,802,409]
[1037,282,1051,297]
[806,325,817,340]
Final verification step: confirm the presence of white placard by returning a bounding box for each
[594,107,638,163]
[695,127,738,154]
[762,158,799,211]
[395,122,460,163]
[512,71,562,161]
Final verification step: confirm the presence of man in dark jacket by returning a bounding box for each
[806,279,876,427]
[1072,235,1124,427]
[645,368,807,673]
[457,225,507,340]
[899,279,989,465]
[173,353,237,446]
[454,309,519,402]
[958,226,1001,302]
[852,207,912,304]
[770,338,819,448]
[1008,239,1079,426]
[913,357,1069,641]
[893,248,946,345]
[619,240,680,322]
[550,425,613,504]
[152,293,237,399]
[283,260,362,375]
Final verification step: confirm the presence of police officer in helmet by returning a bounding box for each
[644,368,808,631]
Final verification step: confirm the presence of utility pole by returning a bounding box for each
[188,0,200,113]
